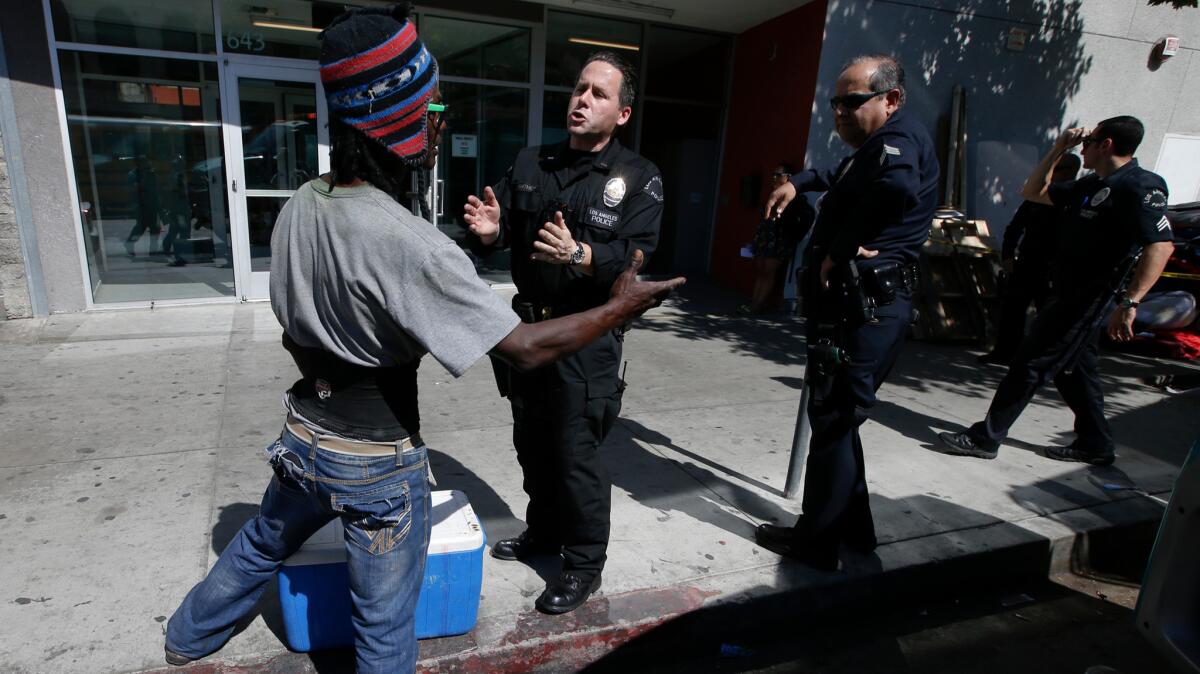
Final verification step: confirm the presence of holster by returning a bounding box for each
[806,322,847,403]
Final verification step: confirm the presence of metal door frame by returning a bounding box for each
[221,62,329,301]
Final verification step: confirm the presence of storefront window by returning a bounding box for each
[545,11,641,88]
[50,0,217,53]
[422,15,530,83]
[437,83,528,283]
[59,51,234,303]
[219,0,355,60]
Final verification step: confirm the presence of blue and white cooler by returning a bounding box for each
[278,489,486,651]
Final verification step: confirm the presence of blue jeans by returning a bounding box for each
[166,424,431,673]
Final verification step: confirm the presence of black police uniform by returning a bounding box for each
[782,107,939,557]
[470,138,663,580]
[989,200,1064,359]
[966,159,1172,454]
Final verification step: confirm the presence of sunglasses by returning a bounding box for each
[427,102,448,128]
[1080,135,1103,147]
[772,171,791,178]
[829,90,887,112]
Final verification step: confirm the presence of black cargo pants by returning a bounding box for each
[494,330,624,579]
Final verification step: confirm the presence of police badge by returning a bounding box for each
[603,177,626,208]
[1090,187,1111,206]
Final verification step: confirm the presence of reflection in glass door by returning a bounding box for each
[224,65,328,300]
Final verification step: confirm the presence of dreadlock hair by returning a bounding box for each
[328,117,412,203]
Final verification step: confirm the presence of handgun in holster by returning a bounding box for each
[842,259,877,327]
[807,322,848,403]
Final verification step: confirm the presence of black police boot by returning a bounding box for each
[935,431,999,460]
[535,572,601,614]
[754,523,839,571]
[490,530,559,561]
[1045,444,1115,466]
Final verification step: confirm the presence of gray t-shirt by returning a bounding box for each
[270,179,519,378]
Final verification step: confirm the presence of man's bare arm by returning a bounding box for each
[1022,128,1085,204]
[491,250,685,371]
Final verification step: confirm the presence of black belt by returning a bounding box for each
[862,261,920,305]
[512,295,581,323]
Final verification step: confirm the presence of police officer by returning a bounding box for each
[979,153,1082,364]
[938,116,1174,465]
[755,54,939,570]
[463,51,663,614]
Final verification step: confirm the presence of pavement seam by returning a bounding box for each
[0,445,228,471]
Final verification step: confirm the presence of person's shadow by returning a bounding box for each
[610,418,798,541]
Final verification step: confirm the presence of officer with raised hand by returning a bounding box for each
[756,54,939,570]
[937,116,1174,465]
[463,51,663,614]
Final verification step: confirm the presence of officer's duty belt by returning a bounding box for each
[512,296,578,324]
[861,261,920,306]
[285,416,423,456]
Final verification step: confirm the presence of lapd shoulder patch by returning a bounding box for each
[644,175,664,203]
[585,206,620,230]
[1144,188,1168,209]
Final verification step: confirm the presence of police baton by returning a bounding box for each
[784,374,812,500]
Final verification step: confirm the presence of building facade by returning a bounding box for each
[2,0,1197,316]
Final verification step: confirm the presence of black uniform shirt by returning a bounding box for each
[1002,200,1063,270]
[470,138,663,310]
[1047,159,1172,292]
[789,107,940,269]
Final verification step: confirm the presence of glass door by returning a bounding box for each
[224,63,328,300]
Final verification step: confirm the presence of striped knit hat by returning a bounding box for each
[319,4,438,166]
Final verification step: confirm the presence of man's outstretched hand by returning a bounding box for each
[609,249,686,318]
[464,186,501,245]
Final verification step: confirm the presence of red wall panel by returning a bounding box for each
[710,1,827,295]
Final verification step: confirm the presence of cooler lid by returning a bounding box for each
[283,489,483,566]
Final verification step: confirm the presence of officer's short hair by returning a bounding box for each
[1093,116,1144,157]
[1055,152,1081,176]
[842,54,906,105]
[582,51,637,108]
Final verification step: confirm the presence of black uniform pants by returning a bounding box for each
[992,263,1052,358]
[503,331,623,578]
[794,290,913,543]
[969,293,1114,452]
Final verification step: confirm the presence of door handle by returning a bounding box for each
[436,178,444,217]
[232,179,238,193]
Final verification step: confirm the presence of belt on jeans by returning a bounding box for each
[284,417,422,456]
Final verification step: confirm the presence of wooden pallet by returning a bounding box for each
[911,218,1003,343]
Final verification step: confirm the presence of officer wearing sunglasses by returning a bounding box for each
[756,54,939,571]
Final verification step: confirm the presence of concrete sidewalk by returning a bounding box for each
[0,279,1196,673]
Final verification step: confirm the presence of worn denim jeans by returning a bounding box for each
[166,423,431,674]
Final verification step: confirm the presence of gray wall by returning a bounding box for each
[805,0,1200,244]
[0,122,32,319]
[0,5,87,315]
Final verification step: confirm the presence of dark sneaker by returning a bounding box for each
[1045,445,1115,466]
[534,572,601,614]
[935,431,999,460]
[490,530,558,561]
[977,351,1012,365]
[164,646,193,666]
[754,523,838,571]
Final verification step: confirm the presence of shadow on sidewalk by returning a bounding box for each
[609,419,795,542]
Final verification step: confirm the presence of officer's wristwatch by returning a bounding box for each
[1117,293,1140,309]
[569,241,585,265]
